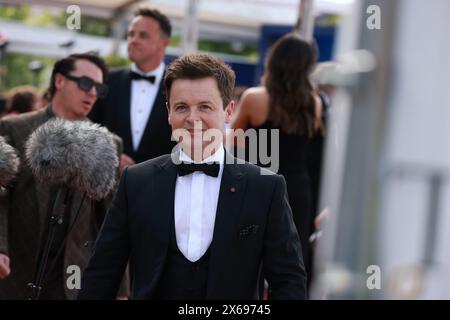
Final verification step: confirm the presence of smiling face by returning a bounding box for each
[167,77,234,160]
[53,59,103,120]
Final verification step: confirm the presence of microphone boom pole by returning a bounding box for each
[28,186,71,300]
[24,118,119,300]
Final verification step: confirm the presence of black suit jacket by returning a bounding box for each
[79,151,306,300]
[88,68,175,163]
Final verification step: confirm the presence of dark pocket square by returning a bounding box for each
[239,224,259,236]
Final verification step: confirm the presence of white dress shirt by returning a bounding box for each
[130,62,165,151]
[174,146,225,262]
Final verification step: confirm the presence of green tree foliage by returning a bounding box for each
[60,12,111,37]
[27,7,62,27]
[169,35,258,60]
[198,39,258,61]
[104,54,130,68]
[3,53,55,91]
[0,4,30,21]
[1,4,111,37]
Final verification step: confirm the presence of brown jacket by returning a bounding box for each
[0,106,128,299]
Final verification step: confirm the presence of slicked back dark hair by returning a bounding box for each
[48,52,108,99]
[134,7,172,38]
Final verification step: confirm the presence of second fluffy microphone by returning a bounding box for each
[0,135,20,187]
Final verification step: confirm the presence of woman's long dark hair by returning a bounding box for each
[263,33,318,136]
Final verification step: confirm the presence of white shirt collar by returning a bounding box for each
[179,143,225,165]
[131,62,165,83]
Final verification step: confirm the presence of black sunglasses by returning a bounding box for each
[63,74,108,98]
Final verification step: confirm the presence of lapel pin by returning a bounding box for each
[230,187,236,193]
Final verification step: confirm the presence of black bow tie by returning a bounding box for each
[130,72,156,84]
[177,162,220,177]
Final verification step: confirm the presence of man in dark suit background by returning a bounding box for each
[89,7,175,169]
[0,53,128,299]
[79,53,306,300]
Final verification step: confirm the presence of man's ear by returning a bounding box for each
[224,100,235,124]
[162,37,170,49]
[54,73,64,90]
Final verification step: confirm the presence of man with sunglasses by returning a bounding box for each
[0,53,129,299]
[88,7,176,170]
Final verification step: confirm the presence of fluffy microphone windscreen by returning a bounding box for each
[25,118,119,200]
[0,136,20,187]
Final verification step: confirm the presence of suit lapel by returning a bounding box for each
[117,69,133,155]
[207,153,247,298]
[151,153,178,257]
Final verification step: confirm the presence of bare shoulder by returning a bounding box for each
[241,86,268,106]
[239,87,269,125]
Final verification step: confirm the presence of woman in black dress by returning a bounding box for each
[229,33,324,291]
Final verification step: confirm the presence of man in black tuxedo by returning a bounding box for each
[79,53,306,300]
[89,7,175,169]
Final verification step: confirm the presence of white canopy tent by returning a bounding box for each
[0,0,354,56]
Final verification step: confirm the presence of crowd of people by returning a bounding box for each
[0,6,330,300]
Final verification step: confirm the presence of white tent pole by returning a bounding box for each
[295,0,315,40]
[182,0,199,54]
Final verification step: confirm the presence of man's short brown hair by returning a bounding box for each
[164,53,236,108]
[134,7,171,38]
